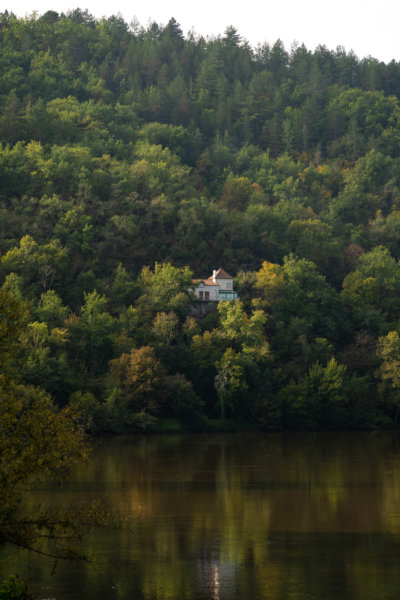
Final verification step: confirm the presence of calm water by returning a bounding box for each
[5,432,400,600]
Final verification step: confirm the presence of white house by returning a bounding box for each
[193,267,239,302]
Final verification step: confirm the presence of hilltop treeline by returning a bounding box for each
[2,10,400,430]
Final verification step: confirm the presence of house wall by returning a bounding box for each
[216,278,233,291]
[194,285,219,301]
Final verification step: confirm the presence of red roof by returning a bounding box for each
[193,268,233,286]
[214,267,233,279]
[203,278,218,286]
[192,278,218,286]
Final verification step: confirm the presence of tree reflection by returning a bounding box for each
[4,432,400,600]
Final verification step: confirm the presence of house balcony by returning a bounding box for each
[217,290,239,301]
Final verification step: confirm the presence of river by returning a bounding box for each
[4,432,400,599]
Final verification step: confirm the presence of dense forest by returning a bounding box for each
[3,9,400,433]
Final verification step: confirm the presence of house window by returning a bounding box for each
[205,291,210,301]
[199,291,203,300]
[226,282,232,288]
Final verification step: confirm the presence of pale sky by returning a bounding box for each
[7,0,400,64]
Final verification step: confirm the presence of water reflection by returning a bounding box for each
[4,432,400,599]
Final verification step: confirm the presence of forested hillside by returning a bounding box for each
[2,9,400,430]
